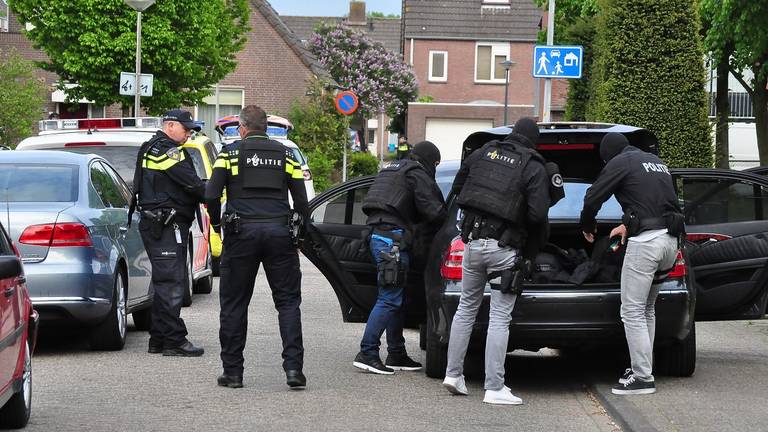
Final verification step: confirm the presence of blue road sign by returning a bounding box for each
[334,91,359,115]
[532,45,583,79]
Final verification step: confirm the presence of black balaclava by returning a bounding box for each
[504,117,540,148]
[411,140,441,178]
[600,132,629,162]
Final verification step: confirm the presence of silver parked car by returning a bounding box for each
[0,151,151,350]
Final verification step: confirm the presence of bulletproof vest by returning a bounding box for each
[138,135,190,211]
[362,160,419,225]
[231,136,288,200]
[456,140,543,224]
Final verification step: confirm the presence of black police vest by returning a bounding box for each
[362,160,419,225]
[230,136,288,201]
[456,141,543,224]
[138,136,191,212]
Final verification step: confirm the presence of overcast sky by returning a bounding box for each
[268,0,401,17]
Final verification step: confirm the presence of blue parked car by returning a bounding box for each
[0,151,151,350]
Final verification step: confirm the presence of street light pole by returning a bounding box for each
[500,60,516,126]
[124,0,155,117]
[542,0,555,122]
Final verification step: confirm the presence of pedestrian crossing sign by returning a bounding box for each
[532,45,583,79]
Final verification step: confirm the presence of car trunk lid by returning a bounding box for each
[7,203,76,263]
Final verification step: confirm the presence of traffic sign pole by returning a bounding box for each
[543,0,555,123]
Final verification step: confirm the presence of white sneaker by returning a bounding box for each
[442,375,468,395]
[483,387,523,405]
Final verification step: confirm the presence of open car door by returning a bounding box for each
[301,177,427,325]
[673,169,768,320]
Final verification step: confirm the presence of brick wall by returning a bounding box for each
[217,7,314,115]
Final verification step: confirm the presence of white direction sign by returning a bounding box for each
[119,72,154,97]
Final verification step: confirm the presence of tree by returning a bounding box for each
[701,0,768,165]
[0,49,46,148]
[534,0,598,44]
[588,0,712,168]
[367,11,399,19]
[10,0,249,114]
[309,23,418,119]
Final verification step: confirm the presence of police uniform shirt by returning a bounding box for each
[135,131,206,221]
[205,135,309,228]
[580,146,679,234]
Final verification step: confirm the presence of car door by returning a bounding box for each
[301,177,428,325]
[100,161,151,302]
[672,168,768,320]
[0,224,23,390]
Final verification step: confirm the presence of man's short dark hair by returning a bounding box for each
[240,105,267,132]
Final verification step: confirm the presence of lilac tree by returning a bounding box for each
[309,23,418,118]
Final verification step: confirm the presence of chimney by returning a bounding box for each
[348,1,366,25]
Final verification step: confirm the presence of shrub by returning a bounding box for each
[588,0,712,168]
[306,150,337,193]
[348,152,380,178]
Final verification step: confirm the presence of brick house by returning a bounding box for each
[0,0,327,141]
[403,0,568,160]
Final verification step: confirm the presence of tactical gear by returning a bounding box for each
[489,258,532,295]
[223,212,241,235]
[371,229,406,287]
[240,135,288,194]
[456,140,544,224]
[141,208,177,239]
[362,160,420,228]
[289,211,303,248]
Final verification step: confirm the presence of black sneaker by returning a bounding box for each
[148,339,163,354]
[611,375,656,395]
[618,368,634,385]
[163,341,204,357]
[353,352,394,375]
[217,374,243,388]
[286,370,307,390]
[385,353,422,371]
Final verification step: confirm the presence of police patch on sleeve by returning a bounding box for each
[166,147,181,161]
[551,173,564,188]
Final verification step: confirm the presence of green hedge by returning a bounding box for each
[306,150,336,193]
[588,0,713,168]
[348,152,380,178]
[564,18,596,122]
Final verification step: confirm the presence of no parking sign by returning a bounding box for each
[334,91,359,116]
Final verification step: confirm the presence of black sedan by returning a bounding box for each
[301,123,768,379]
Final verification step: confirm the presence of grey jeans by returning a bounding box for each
[621,234,678,381]
[445,239,518,391]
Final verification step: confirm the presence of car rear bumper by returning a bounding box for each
[433,280,693,350]
[24,261,114,326]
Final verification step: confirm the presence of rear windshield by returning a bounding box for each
[0,164,78,202]
[63,146,139,182]
[550,182,622,220]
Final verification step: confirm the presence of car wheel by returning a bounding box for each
[132,307,152,331]
[425,317,447,378]
[193,248,213,294]
[182,242,193,307]
[0,338,32,428]
[655,322,696,377]
[90,269,128,350]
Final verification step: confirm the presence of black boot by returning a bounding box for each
[286,370,306,390]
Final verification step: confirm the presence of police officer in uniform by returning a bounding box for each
[206,105,309,390]
[396,135,411,160]
[131,109,206,356]
[353,141,446,375]
[443,118,551,405]
[580,133,683,396]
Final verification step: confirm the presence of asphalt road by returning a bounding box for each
[13,257,768,432]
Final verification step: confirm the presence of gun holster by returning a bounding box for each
[378,244,405,288]
[622,211,640,237]
[489,259,531,295]
[289,211,303,248]
[223,212,241,235]
[141,208,176,240]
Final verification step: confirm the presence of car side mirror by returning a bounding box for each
[0,256,23,280]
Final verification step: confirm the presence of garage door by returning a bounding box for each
[425,118,494,162]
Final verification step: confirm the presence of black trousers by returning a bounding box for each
[139,219,190,347]
[219,222,304,375]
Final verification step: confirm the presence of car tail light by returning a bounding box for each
[19,223,92,247]
[440,237,465,280]
[667,250,687,278]
[303,169,312,181]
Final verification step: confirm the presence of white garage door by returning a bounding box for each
[425,118,494,162]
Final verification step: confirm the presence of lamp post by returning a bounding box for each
[124,0,155,117]
[500,59,516,126]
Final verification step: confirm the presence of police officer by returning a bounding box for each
[443,117,550,405]
[580,133,683,396]
[130,109,206,356]
[396,135,411,160]
[206,105,309,390]
[353,141,446,375]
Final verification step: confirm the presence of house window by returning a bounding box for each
[0,0,9,32]
[475,42,510,83]
[429,51,448,82]
[197,88,245,143]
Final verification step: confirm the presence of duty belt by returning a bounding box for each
[239,215,289,224]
